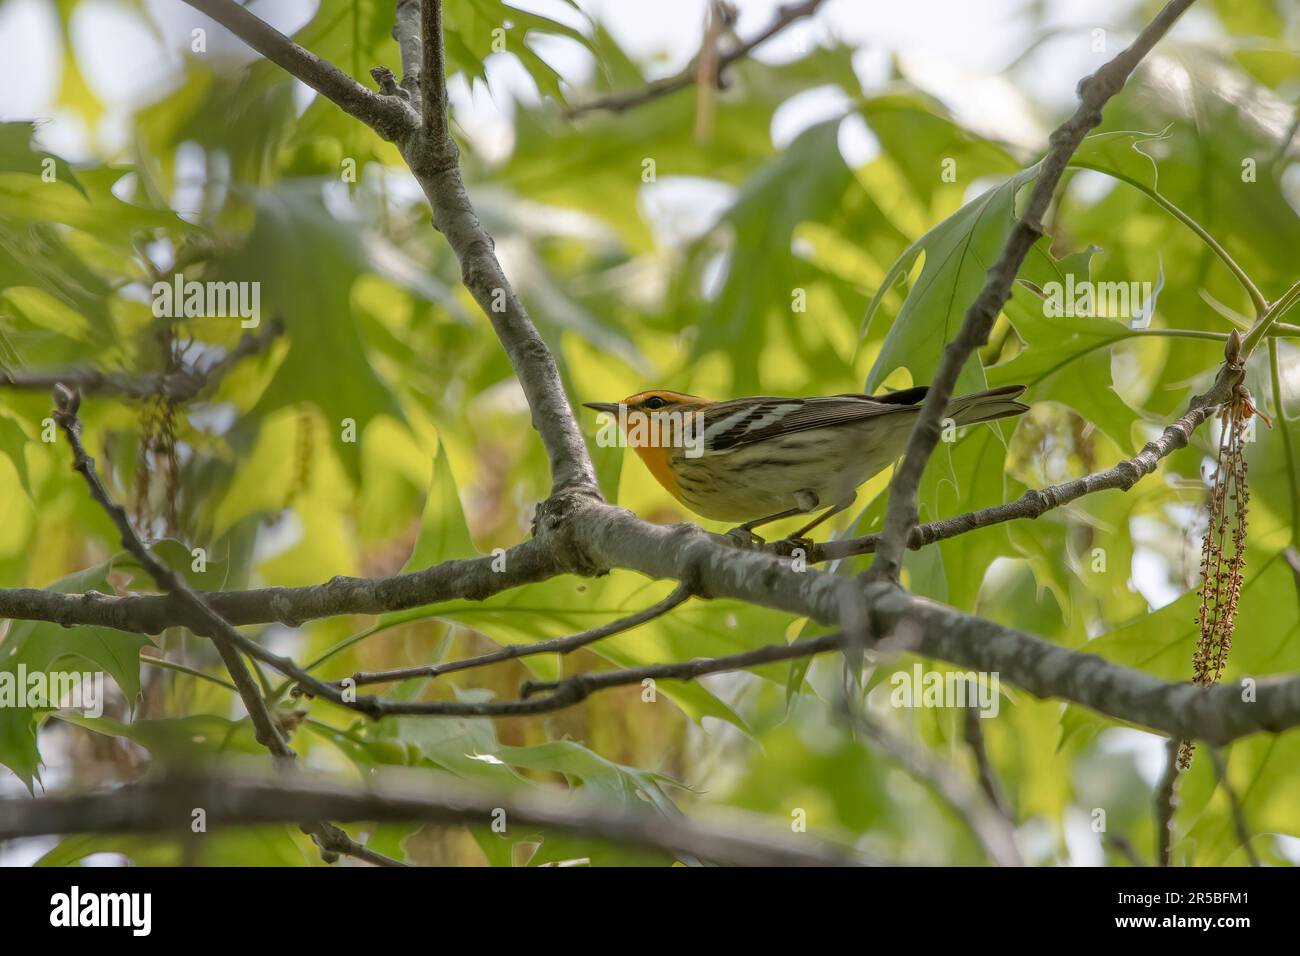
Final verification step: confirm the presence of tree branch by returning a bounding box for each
[51,387,400,866]
[0,539,560,636]
[183,0,413,142]
[1207,746,1261,867]
[344,583,691,687]
[0,766,882,867]
[854,712,1021,866]
[518,630,844,704]
[801,372,1226,563]
[871,0,1199,582]
[567,0,827,118]
[0,318,282,403]
[1155,738,1181,866]
[183,0,592,493]
[7,480,1300,742]
[393,0,422,97]
[52,388,284,755]
[963,704,1014,822]
[419,0,448,139]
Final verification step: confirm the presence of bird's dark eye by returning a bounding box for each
[643,396,668,410]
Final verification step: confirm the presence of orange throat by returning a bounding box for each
[631,444,683,503]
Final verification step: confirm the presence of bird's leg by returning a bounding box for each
[776,495,855,553]
[726,491,819,548]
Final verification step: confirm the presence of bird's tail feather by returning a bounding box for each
[946,385,1030,426]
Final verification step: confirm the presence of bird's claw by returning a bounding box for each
[725,526,766,549]
[773,535,814,557]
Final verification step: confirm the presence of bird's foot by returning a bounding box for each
[725,526,766,549]
[771,535,814,557]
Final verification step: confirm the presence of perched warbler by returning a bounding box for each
[584,384,1029,542]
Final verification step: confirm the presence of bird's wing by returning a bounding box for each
[703,393,921,452]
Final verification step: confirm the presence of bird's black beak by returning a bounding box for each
[583,402,620,416]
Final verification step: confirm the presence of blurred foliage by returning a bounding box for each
[0,0,1297,866]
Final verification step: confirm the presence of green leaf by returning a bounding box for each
[54,712,264,763]
[864,167,1037,393]
[223,184,406,481]
[688,118,881,394]
[497,740,681,811]
[0,122,83,195]
[990,244,1145,451]
[0,411,32,497]
[0,555,151,788]
[442,0,597,102]
[401,441,477,572]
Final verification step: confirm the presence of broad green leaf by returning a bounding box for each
[686,118,881,394]
[0,556,151,788]
[222,184,406,481]
[991,244,1146,451]
[0,122,83,195]
[0,411,32,497]
[863,167,1037,394]
[401,441,477,572]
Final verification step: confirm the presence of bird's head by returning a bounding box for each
[582,390,706,418]
[583,390,709,500]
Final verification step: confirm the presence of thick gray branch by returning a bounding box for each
[0,767,881,867]
[7,488,1300,741]
[0,539,559,636]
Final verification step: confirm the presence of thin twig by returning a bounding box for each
[51,387,401,867]
[345,584,691,687]
[567,0,826,118]
[0,319,282,403]
[52,387,285,754]
[799,395,1221,563]
[871,0,1199,582]
[856,712,1022,866]
[963,704,1014,822]
[1105,833,1147,867]
[1155,737,1181,866]
[1207,747,1261,867]
[520,631,846,703]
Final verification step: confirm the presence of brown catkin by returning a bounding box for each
[1180,398,1252,770]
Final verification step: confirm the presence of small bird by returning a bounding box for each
[584,384,1029,543]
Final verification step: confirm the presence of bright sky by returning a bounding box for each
[0,0,1224,161]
